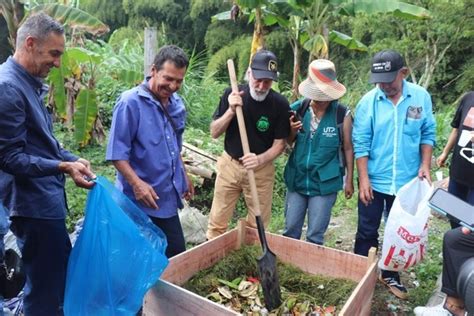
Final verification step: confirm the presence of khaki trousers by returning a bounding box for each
[206,152,275,240]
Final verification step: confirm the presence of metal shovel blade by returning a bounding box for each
[256,216,281,310]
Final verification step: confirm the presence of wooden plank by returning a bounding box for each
[186,165,214,179]
[236,219,247,250]
[143,27,157,76]
[183,142,217,162]
[143,280,238,316]
[367,247,377,268]
[339,262,378,316]
[161,229,238,285]
[244,227,368,282]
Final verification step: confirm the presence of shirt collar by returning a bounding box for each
[7,56,46,91]
[375,79,412,101]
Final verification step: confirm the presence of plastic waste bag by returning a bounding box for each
[64,176,168,315]
[379,177,432,271]
[178,203,208,244]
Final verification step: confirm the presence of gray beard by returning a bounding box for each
[249,86,270,102]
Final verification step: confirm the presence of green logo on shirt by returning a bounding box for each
[256,116,270,132]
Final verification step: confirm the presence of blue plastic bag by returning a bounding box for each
[64,176,168,315]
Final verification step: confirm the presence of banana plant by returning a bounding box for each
[48,39,143,147]
[31,4,109,36]
[259,0,430,98]
[0,0,25,49]
[48,47,101,146]
[0,1,109,49]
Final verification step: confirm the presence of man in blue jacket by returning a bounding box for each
[352,49,436,299]
[0,13,95,315]
[106,45,194,258]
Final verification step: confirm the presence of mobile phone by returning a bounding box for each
[288,110,299,121]
[428,188,474,231]
[288,110,304,132]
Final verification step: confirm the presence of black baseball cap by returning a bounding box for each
[369,49,405,84]
[250,50,278,81]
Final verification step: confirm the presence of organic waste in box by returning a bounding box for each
[143,220,378,315]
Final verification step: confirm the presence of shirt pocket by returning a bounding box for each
[403,106,424,136]
[403,118,423,136]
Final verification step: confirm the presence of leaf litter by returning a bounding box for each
[183,245,356,315]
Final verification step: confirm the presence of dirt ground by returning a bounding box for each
[323,205,446,316]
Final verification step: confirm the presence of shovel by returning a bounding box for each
[226,59,282,310]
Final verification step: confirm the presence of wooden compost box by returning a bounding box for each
[143,221,378,315]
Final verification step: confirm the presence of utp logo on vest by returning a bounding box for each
[322,127,337,138]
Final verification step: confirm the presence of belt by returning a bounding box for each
[224,152,243,165]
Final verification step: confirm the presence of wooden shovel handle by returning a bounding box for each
[227,59,261,217]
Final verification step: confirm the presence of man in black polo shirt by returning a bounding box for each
[206,50,290,239]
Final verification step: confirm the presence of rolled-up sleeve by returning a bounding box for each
[352,98,373,159]
[106,98,138,161]
[420,92,436,147]
[0,83,61,176]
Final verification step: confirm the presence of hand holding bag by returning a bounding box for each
[379,177,432,271]
[64,177,168,315]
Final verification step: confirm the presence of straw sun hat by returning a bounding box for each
[298,59,346,101]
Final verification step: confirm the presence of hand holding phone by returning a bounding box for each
[289,110,304,132]
[428,188,474,231]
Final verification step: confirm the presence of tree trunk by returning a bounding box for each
[291,41,301,103]
[321,23,329,59]
[249,7,264,64]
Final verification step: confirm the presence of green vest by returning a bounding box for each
[284,101,343,196]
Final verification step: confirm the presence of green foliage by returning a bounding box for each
[31,3,109,36]
[0,16,10,63]
[74,88,98,147]
[329,30,367,52]
[206,36,252,81]
[190,0,226,19]
[84,38,144,129]
[123,0,207,51]
[346,0,471,104]
[181,51,228,131]
[108,27,143,49]
[267,155,289,232]
[264,29,295,85]
[455,57,474,98]
[204,21,251,55]
[331,0,432,19]
[79,0,128,33]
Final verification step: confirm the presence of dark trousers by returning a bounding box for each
[448,179,474,229]
[354,190,399,278]
[442,227,474,297]
[10,217,71,316]
[149,215,185,258]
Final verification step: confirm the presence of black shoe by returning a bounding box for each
[378,274,408,299]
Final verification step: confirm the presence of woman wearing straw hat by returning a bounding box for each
[283,59,354,245]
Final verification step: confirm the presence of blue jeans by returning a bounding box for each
[283,191,337,245]
[448,178,474,229]
[149,215,185,258]
[355,190,400,279]
[354,190,395,256]
[10,217,71,316]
